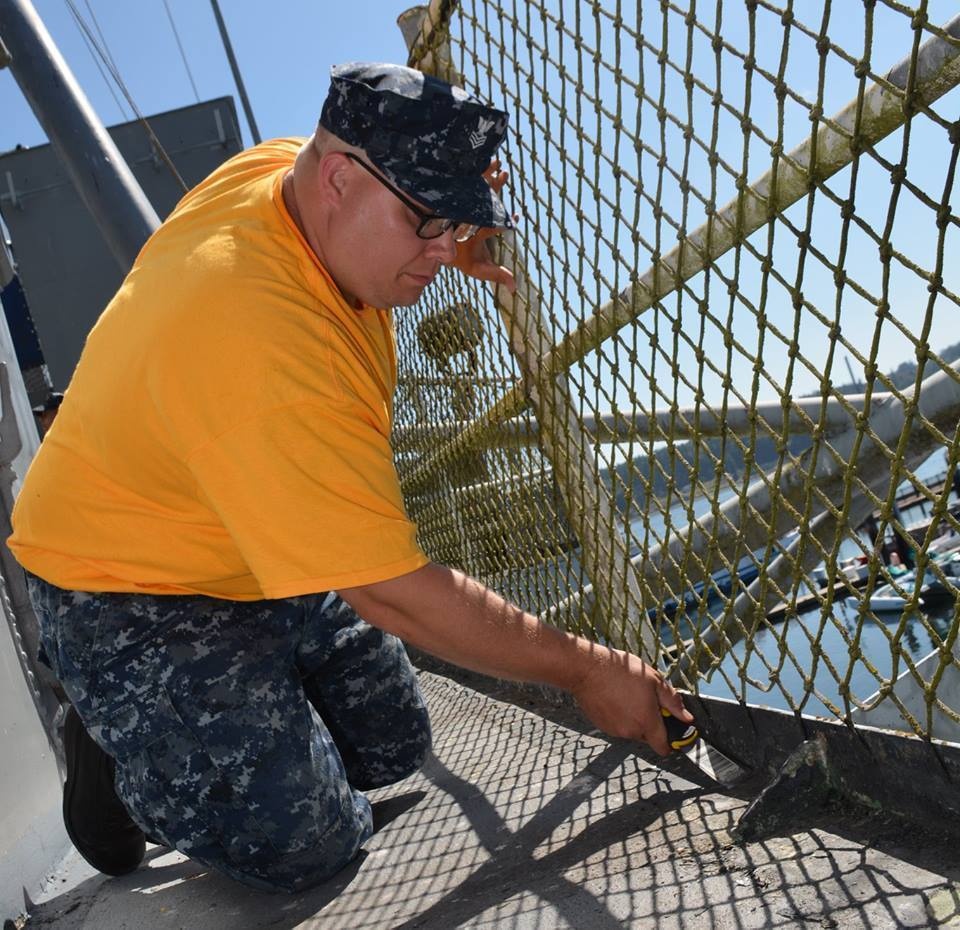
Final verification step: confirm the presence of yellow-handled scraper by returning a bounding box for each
[661,708,748,788]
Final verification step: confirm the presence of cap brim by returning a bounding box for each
[379,163,511,230]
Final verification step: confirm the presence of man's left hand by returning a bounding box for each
[449,160,517,294]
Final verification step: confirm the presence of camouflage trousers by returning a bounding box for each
[27,575,432,893]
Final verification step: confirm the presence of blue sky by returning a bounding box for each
[0,0,416,150]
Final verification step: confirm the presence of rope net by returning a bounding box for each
[393,0,960,742]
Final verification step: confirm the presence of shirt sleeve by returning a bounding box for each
[186,400,428,598]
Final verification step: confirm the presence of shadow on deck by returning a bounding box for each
[18,671,960,929]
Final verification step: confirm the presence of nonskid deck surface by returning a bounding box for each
[21,671,959,929]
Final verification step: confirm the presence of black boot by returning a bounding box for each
[62,705,146,876]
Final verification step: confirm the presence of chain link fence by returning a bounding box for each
[394,0,960,745]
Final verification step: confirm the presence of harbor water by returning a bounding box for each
[628,452,959,722]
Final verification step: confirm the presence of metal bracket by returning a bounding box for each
[3,171,18,209]
[213,108,226,146]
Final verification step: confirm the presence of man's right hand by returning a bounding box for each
[569,646,692,756]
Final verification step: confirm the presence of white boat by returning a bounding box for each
[868,559,960,612]
[812,555,871,590]
[869,574,920,612]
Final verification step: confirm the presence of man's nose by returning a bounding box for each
[424,228,458,264]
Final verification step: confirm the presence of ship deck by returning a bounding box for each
[19,668,960,930]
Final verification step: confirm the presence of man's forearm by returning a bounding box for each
[339,561,601,691]
[339,560,690,753]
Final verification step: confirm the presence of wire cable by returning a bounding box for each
[68,3,129,121]
[62,0,189,194]
[161,0,200,103]
[82,0,123,85]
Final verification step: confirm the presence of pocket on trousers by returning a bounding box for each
[98,685,275,870]
[89,682,185,756]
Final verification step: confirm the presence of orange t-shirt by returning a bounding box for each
[8,138,428,600]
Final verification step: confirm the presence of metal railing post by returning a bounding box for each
[0,0,160,271]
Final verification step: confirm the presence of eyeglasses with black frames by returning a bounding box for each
[344,153,480,243]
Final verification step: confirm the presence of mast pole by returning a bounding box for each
[208,0,261,145]
[0,0,160,271]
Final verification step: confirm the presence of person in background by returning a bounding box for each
[31,390,63,438]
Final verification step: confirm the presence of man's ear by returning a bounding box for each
[315,152,353,209]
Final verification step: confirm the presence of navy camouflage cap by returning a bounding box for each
[320,62,511,230]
